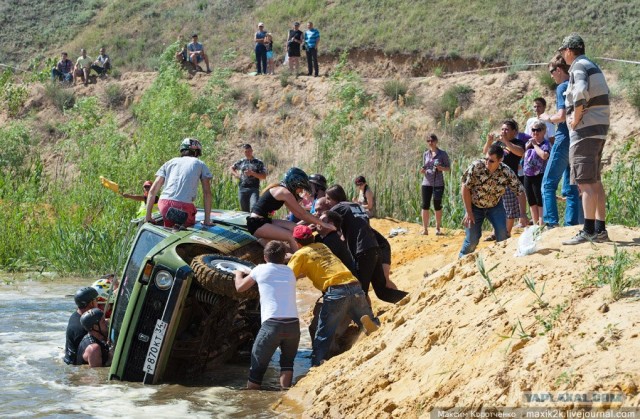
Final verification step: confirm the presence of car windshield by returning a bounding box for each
[109,228,166,345]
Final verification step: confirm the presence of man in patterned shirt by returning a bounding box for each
[459,144,525,258]
[229,144,267,212]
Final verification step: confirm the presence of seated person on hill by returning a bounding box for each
[91,47,111,76]
[74,49,93,86]
[51,52,74,83]
[187,33,211,72]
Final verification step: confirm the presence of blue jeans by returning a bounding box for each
[312,283,376,366]
[51,68,73,82]
[541,138,583,226]
[239,187,259,212]
[248,319,300,385]
[459,202,508,258]
[255,45,267,74]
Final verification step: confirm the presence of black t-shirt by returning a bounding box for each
[287,30,303,54]
[330,202,378,256]
[64,311,85,365]
[316,231,357,275]
[231,158,266,189]
[496,137,526,175]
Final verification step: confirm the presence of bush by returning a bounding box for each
[44,82,75,111]
[434,84,474,121]
[2,82,29,117]
[102,84,126,108]
[279,70,291,87]
[537,69,556,92]
[382,79,409,102]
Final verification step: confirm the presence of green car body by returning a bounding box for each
[108,209,263,384]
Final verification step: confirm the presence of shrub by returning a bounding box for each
[537,69,556,92]
[44,82,75,111]
[2,82,29,117]
[279,70,291,87]
[102,84,126,108]
[435,84,474,121]
[250,90,261,108]
[382,79,409,102]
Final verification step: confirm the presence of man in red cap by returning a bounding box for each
[121,180,159,218]
[288,225,378,366]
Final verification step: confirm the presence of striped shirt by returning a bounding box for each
[566,55,610,140]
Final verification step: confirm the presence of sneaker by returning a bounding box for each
[360,315,379,335]
[594,230,611,243]
[562,230,595,245]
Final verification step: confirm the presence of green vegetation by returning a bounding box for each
[0,43,240,274]
[476,256,501,305]
[583,246,639,301]
[44,82,76,111]
[382,79,409,102]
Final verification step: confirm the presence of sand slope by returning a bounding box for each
[277,220,640,418]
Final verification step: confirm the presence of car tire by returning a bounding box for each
[191,254,259,300]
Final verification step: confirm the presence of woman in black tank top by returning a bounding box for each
[247,168,335,251]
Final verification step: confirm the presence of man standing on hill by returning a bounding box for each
[229,143,267,212]
[304,21,320,77]
[145,138,213,228]
[459,144,526,258]
[558,34,610,245]
[540,53,583,228]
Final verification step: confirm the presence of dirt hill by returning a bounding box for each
[276,219,640,418]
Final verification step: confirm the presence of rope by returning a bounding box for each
[596,57,640,65]
[442,62,548,77]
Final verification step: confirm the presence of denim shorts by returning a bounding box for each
[249,318,300,385]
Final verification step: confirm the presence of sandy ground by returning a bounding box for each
[275,219,640,418]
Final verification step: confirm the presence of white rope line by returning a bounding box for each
[0,63,27,72]
[596,57,640,65]
[442,62,548,77]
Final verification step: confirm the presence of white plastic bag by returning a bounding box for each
[515,225,544,257]
[283,53,289,65]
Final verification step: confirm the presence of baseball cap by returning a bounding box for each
[294,22,300,26]
[258,22,264,27]
[241,143,252,149]
[558,34,584,51]
[293,225,313,240]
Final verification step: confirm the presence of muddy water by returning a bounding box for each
[0,277,316,418]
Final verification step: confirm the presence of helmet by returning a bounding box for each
[80,308,104,331]
[282,167,311,195]
[179,138,202,157]
[308,174,327,191]
[74,287,99,309]
[92,275,113,306]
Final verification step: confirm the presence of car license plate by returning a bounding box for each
[142,320,168,375]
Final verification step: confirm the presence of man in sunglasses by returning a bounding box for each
[459,144,525,258]
[557,34,610,245]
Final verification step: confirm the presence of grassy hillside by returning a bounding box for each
[2,0,639,71]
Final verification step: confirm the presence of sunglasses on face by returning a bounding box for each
[485,157,497,164]
[549,68,557,74]
[531,128,543,132]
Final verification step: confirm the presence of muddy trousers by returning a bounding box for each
[355,248,408,304]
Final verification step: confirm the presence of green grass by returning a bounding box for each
[2,0,640,72]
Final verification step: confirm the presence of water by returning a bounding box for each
[0,278,314,418]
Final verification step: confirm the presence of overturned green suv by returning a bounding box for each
[108,209,264,384]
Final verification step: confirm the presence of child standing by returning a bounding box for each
[265,33,275,75]
[234,241,299,389]
[523,120,551,225]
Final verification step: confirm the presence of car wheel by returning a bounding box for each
[191,254,259,300]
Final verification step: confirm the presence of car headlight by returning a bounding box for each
[154,270,174,290]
